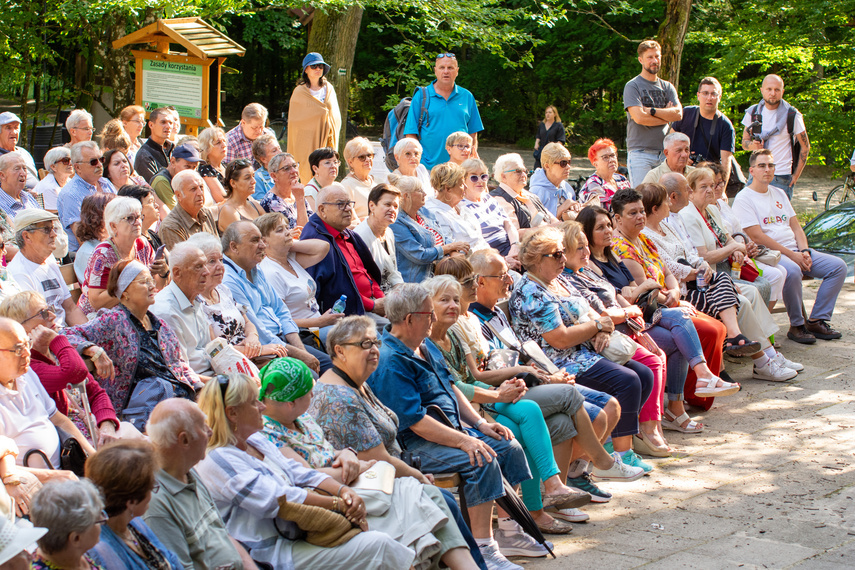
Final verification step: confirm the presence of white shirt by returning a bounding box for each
[151,282,214,376]
[33,173,62,211]
[6,253,71,326]
[353,220,404,291]
[424,197,490,251]
[741,107,805,175]
[258,255,321,320]
[732,185,798,250]
[0,369,59,468]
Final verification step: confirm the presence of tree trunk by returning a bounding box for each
[307,5,364,157]
[656,0,692,91]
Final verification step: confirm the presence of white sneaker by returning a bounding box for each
[591,452,645,482]
[479,540,524,570]
[773,351,804,372]
[546,506,590,522]
[495,525,549,557]
[753,357,798,381]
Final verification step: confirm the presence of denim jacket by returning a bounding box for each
[390,208,447,283]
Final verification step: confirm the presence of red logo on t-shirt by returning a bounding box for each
[776,201,783,209]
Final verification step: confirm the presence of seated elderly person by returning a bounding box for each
[221,220,331,374]
[7,210,87,327]
[0,151,40,219]
[159,170,219,250]
[529,143,587,220]
[145,399,258,570]
[445,132,473,166]
[57,141,117,253]
[491,153,557,230]
[0,112,39,189]
[150,144,204,210]
[353,184,405,291]
[259,357,480,569]
[300,184,387,321]
[79,197,167,316]
[425,162,490,252]
[391,138,433,198]
[0,292,120,447]
[460,158,519,260]
[641,132,694,184]
[33,146,73,213]
[578,138,631,211]
[259,152,313,230]
[28,479,103,569]
[340,137,376,219]
[0,317,95,472]
[733,149,847,344]
[65,260,201,429]
[389,174,469,283]
[118,184,163,252]
[195,372,417,569]
[367,283,533,569]
[303,147,340,210]
[197,126,227,204]
[65,109,94,147]
[151,242,215,379]
[73,192,114,284]
[251,133,281,201]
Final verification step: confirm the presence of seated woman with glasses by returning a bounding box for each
[491,153,557,230]
[460,158,519,263]
[304,147,341,211]
[33,146,74,214]
[578,138,631,211]
[529,143,585,221]
[197,126,228,204]
[425,162,491,252]
[78,197,168,317]
[73,192,114,284]
[445,132,473,166]
[217,159,265,233]
[341,137,376,220]
[391,138,433,198]
[260,152,314,233]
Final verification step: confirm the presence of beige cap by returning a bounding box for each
[13,208,59,233]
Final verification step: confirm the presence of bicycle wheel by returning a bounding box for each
[825,184,849,210]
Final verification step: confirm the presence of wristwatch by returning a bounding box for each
[650,107,657,117]
[595,320,603,331]
[473,418,486,429]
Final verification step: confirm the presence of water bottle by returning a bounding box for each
[695,270,707,292]
[332,295,347,314]
[731,260,742,280]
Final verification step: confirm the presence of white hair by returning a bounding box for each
[70,141,99,163]
[0,152,24,172]
[30,479,103,555]
[169,241,205,271]
[147,400,203,448]
[394,137,423,158]
[664,132,690,149]
[493,153,524,180]
[186,231,223,257]
[172,169,203,196]
[43,146,71,171]
[103,197,142,239]
[66,109,93,130]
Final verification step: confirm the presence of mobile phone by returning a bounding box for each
[154,245,166,260]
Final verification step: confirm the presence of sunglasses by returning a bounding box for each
[217,374,230,401]
[354,154,373,162]
[556,159,571,168]
[76,156,106,167]
[469,174,489,183]
[436,52,456,60]
[504,168,526,176]
[308,63,326,70]
[542,250,566,260]
[26,223,57,235]
[342,339,383,350]
[55,157,72,166]
[22,305,57,324]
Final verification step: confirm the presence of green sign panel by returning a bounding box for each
[141,59,204,119]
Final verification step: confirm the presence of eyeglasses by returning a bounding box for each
[482,272,512,281]
[22,305,57,324]
[755,163,776,169]
[275,163,299,173]
[469,174,489,183]
[503,168,526,176]
[409,310,435,317]
[129,118,146,125]
[72,126,94,132]
[122,213,142,225]
[354,154,373,162]
[308,63,326,70]
[321,159,341,167]
[0,339,30,357]
[556,159,571,168]
[133,277,157,289]
[76,156,105,167]
[55,157,72,165]
[322,200,355,211]
[714,181,726,188]
[95,510,109,525]
[460,275,477,287]
[25,223,58,235]
[542,250,566,260]
[436,52,456,60]
[341,338,383,350]
[453,144,471,151]
[598,153,617,161]
[217,374,230,401]
[698,91,721,99]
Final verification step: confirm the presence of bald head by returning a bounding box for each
[316,183,353,231]
[0,316,24,339]
[761,74,784,107]
[661,172,689,211]
[148,399,205,448]
[0,317,29,385]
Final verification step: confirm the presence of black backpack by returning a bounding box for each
[381,86,429,170]
[749,103,801,175]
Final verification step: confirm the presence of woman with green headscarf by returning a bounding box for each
[258,357,480,570]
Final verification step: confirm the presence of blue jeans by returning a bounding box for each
[627,149,664,187]
[407,427,531,507]
[575,358,654,438]
[645,307,706,401]
[575,384,612,421]
[777,248,847,326]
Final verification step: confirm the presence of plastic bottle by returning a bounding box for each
[695,269,707,291]
[332,295,347,314]
[731,260,742,280]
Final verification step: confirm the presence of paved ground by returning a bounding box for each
[515,279,855,568]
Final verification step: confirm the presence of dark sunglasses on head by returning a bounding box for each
[469,174,489,183]
[436,52,456,60]
[77,156,106,167]
[217,374,230,401]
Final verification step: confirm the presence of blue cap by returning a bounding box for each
[172,144,203,163]
[302,52,330,76]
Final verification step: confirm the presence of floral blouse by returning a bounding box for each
[509,274,602,375]
[33,553,105,570]
[259,192,314,229]
[308,382,402,457]
[612,232,668,288]
[79,238,154,316]
[563,267,617,311]
[200,284,248,346]
[579,173,630,211]
[261,413,336,469]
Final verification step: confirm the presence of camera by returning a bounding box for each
[748,119,763,142]
[689,152,705,164]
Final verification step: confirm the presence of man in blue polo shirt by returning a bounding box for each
[404,54,484,171]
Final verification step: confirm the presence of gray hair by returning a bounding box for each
[386,173,423,195]
[44,146,71,171]
[147,400,203,448]
[30,479,103,555]
[493,153,524,180]
[172,169,203,196]
[0,152,24,173]
[70,141,99,163]
[169,241,205,272]
[221,220,248,253]
[66,109,93,131]
[423,275,461,299]
[251,134,279,163]
[663,132,690,150]
[268,152,296,174]
[385,282,431,324]
[186,231,223,257]
[197,127,226,162]
[344,137,373,162]
[325,315,375,356]
[103,196,141,239]
[393,137,422,158]
[242,102,268,122]
[469,248,503,276]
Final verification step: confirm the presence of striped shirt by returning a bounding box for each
[0,188,40,218]
[461,194,510,247]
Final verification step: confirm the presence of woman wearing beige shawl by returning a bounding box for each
[288,53,342,184]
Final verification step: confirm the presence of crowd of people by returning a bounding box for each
[0,43,847,570]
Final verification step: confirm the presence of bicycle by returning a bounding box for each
[813,172,855,211]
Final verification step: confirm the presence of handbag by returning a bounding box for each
[596,329,637,365]
[22,428,87,477]
[753,246,781,266]
[634,289,660,324]
[121,375,192,432]
[739,259,761,282]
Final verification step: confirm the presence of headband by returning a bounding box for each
[258,357,314,403]
[116,260,147,298]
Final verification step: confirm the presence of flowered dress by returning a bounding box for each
[259,192,314,229]
[611,232,668,287]
[200,285,249,346]
[579,173,630,211]
[79,237,154,315]
[261,413,336,468]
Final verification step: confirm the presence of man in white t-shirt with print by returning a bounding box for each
[733,149,846,344]
[740,74,810,201]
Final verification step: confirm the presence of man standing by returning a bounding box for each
[404,53,484,171]
[225,103,269,166]
[57,141,116,252]
[623,40,683,186]
[134,107,177,184]
[0,152,40,217]
[741,74,810,201]
[733,150,846,344]
[159,170,219,249]
[641,132,693,184]
[0,112,39,189]
[151,144,204,210]
[671,77,736,184]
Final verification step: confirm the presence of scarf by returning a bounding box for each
[754,98,793,142]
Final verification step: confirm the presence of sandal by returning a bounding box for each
[633,431,672,457]
[724,334,761,356]
[661,409,704,433]
[694,375,741,398]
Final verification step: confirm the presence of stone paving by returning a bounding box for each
[520,280,855,568]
